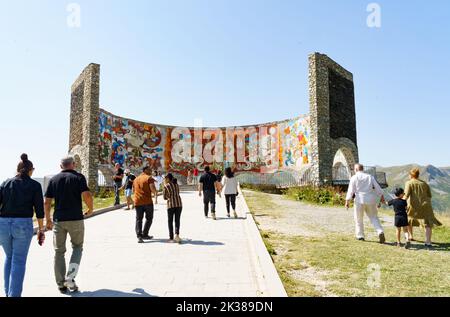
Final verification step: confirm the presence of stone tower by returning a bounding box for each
[68,63,100,191]
[308,53,359,186]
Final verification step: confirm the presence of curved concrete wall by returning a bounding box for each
[69,53,359,190]
[98,109,312,176]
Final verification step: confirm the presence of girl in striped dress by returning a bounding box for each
[163,173,183,243]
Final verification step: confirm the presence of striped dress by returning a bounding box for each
[163,182,182,209]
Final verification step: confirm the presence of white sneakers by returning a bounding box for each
[64,279,79,292]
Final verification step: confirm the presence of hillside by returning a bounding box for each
[377,165,450,212]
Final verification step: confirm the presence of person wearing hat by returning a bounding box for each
[133,166,158,243]
[121,169,136,210]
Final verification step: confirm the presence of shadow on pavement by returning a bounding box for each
[215,217,247,221]
[180,239,224,246]
[139,238,224,246]
[70,288,155,297]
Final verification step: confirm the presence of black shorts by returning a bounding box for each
[395,214,408,227]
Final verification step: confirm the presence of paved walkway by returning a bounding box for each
[0,189,286,297]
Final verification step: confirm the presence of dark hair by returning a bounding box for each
[225,167,234,178]
[204,166,210,172]
[165,173,177,185]
[394,187,404,197]
[142,165,151,173]
[17,153,34,177]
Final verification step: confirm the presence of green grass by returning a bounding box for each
[245,190,450,297]
[93,194,126,210]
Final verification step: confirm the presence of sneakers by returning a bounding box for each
[142,235,153,240]
[233,211,238,219]
[174,235,182,244]
[212,213,217,220]
[64,279,79,292]
[58,286,68,294]
[379,233,386,244]
[227,213,230,218]
[137,237,144,243]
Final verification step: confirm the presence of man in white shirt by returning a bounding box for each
[345,164,386,243]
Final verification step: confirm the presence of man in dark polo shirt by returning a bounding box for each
[112,163,124,206]
[133,166,157,243]
[198,166,220,220]
[44,156,93,294]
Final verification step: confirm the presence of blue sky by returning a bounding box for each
[0,0,449,180]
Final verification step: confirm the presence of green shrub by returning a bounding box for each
[95,187,115,199]
[240,183,283,195]
[285,186,347,206]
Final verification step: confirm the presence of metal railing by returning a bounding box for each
[332,165,388,188]
[236,167,314,188]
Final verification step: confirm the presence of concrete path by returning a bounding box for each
[0,189,286,297]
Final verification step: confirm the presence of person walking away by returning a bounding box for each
[222,167,239,218]
[198,166,220,220]
[163,174,183,243]
[187,170,193,186]
[153,171,163,204]
[112,163,124,206]
[404,168,442,248]
[386,188,411,248]
[133,166,158,243]
[0,154,45,297]
[121,169,136,210]
[216,170,224,195]
[44,156,94,294]
[345,164,386,243]
[193,167,199,185]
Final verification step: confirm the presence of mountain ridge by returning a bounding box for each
[377,164,450,212]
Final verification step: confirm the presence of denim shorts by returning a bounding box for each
[125,189,133,197]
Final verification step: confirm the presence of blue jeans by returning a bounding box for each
[0,218,34,297]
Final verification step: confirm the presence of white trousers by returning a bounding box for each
[354,203,384,239]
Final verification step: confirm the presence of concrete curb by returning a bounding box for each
[33,203,127,235]
[238,186,288,297]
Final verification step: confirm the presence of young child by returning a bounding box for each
[387,188,411,248]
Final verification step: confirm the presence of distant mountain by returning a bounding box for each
[377,165,450,212]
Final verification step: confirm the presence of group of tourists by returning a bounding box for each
[114,164,241,243]
[2,153,441,298]
[345,164,442,248]
[0,154,92,297]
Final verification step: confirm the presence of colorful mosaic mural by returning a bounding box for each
[98,110,311,176]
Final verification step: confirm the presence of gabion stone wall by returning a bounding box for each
[308,53,359,186]
[69,63,100,191]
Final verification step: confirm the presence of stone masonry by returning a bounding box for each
[308,53,359,186]
[69,63,100,191]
